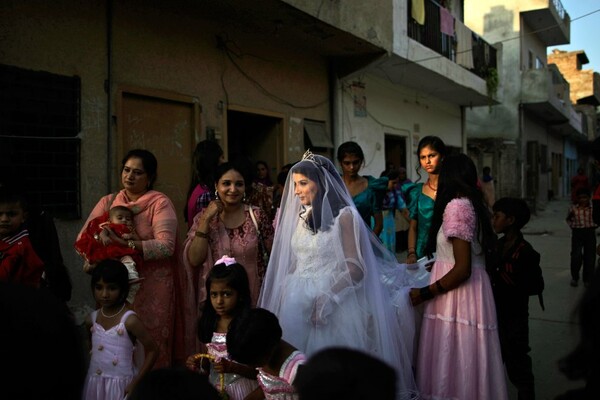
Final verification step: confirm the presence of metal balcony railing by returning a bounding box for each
[407,0,497,80]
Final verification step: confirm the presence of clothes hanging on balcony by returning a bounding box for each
[455,19,474,69]
[440,7,454,37]
[411,0,425,25]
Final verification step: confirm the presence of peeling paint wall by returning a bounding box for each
[1,0,331,309]
[337,73,462,180]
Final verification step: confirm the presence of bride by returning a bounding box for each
[258,151,419,399]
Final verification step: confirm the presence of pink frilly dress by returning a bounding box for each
[256,350,306,400]
[416,198,508,400]
[83,310,137,400]
[206,332,258,399]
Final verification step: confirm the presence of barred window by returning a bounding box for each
[0,64,81,219]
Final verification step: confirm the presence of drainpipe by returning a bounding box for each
[105,0,113,192]
[460,105,467,152]
[518,103,525,200]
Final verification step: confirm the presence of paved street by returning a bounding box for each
[520,198,586,399]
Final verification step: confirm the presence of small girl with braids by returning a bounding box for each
[186,256,258,399]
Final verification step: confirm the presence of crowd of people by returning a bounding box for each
[2,136,600,400]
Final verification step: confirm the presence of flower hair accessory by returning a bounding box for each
[215,255,237,266]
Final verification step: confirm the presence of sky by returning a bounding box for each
[548,0,600,72]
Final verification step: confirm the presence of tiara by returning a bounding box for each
[302,149,316,162]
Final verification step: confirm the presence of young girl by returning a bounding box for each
[409,154,508,399]
[75,205,143,303]
[83,259,158,400]
[226,308,306,400]
[186,255,258,399]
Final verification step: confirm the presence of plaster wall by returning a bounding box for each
[283,0,394,50]
[337,73,462,181]
[1,0,331,309]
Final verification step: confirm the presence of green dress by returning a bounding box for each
[351,175,388,228]
[405,182,435,258]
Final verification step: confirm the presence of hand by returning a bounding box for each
[99,229,112,246]
[83,261,95,274]
[406,253,417,264]
[310,294,334,326]
[205,200,224,220]
[212,358,234,374]
[409,287,424,306]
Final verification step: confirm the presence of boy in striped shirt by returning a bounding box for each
[566,187,597,287]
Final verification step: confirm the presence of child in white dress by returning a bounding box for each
[82,259,157,399]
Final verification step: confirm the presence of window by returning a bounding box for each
[0,64,81,219]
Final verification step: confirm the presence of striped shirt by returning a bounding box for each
[567,204,597,229]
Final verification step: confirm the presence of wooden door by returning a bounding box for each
[117,86,200,241]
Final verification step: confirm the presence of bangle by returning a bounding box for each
[419,285,434,301]
[127,240,136,249]
[195,230,209,239]
[407,251,416,256]
[436,280,447,294]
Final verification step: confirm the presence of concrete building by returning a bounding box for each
[464,0,580,211]
[548,49,600,187]
[0,0,389,306]
[292,0,497,179]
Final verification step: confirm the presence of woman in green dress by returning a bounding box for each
[337,141,388,236]
[405,136,447,263]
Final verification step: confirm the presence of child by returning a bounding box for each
[490,197,540,400]
[566,187,597,287]
[75,205,142,303]
[409,154,507,399]
[186,255,258,399]
[83,259,158,399]
[294,347,397,400]
[0,188,44,287]
[227,308,306,400]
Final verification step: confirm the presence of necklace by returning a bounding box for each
[426,179,437,193]
[100,303,125,318]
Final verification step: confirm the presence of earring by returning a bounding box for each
[243,193,247,203]
[214,190,220,200]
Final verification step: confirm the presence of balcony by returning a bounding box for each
[522,65,571,123]
[406,0,497,81]
[549,107,585,141]
[521,0,570,46]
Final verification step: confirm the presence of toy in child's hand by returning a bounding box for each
[188,353,230,400]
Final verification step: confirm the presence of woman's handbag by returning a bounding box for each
[248,206,270,265]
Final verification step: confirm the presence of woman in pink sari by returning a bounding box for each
[77,149,193,368]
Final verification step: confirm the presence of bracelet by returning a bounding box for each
[407,251,416,256]
[436,280,447,294]
[419,285,434,301]
[127,240,136,249]
[195,230,209,239]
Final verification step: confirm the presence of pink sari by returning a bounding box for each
[77,189,195,368]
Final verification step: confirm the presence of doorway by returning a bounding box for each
[384,134,408,173]
[117,86,200,240]
[226,108,284,181]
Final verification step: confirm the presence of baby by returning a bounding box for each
[75,205,142,303]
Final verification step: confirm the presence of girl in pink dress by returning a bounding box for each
[227,308,306,400]
[409,154,508,400]
[185,256,258,399]
[83,259,158,399]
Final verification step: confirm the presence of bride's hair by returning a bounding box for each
[290,154,350,233]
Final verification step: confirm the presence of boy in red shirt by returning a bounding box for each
[0,188,44,287]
